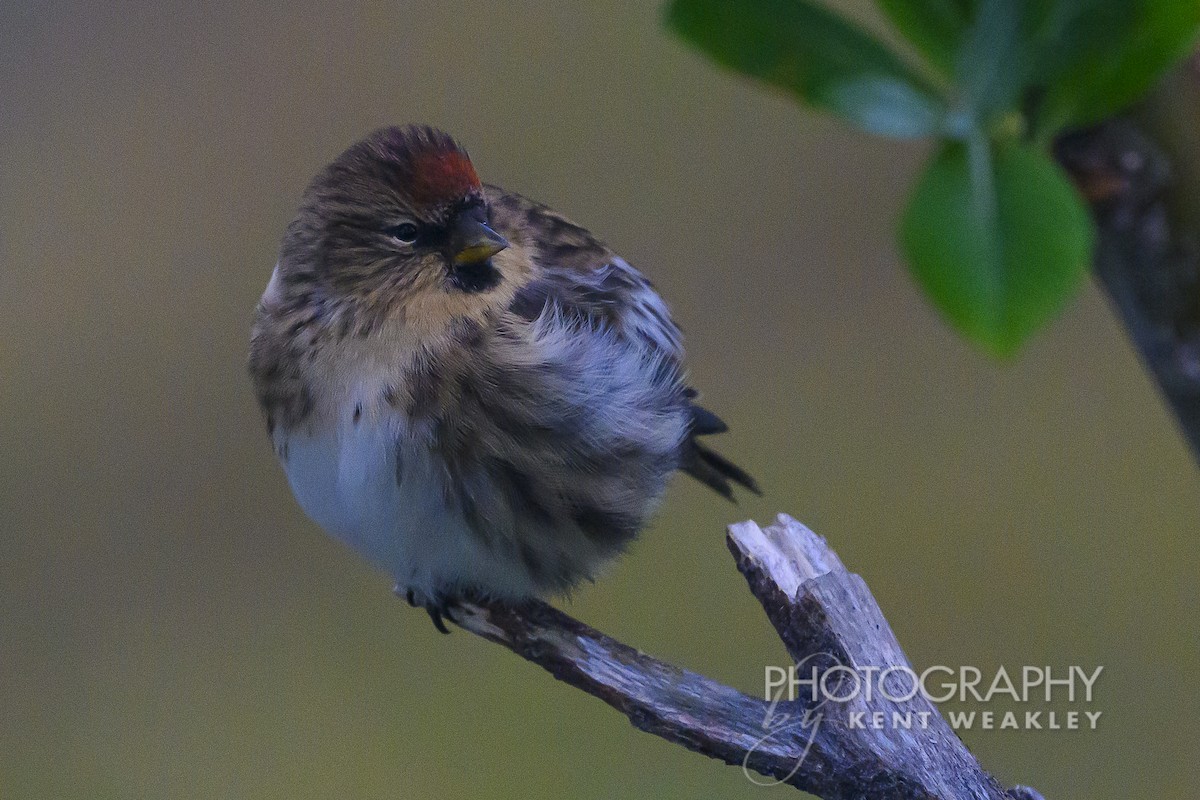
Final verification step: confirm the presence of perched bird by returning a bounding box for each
[249,125,757,631]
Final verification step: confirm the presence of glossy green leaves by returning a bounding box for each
[1033,2,1200,132]
[901,142,1092,355]
[666,0,1200,354]
[874,0,969,75]
[666,0,946,138]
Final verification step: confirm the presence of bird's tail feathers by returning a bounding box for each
[682,402,760,501]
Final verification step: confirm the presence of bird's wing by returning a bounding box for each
[485,185,759,500]
[486,184,683,360]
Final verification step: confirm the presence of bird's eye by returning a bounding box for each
[385,221,420,244]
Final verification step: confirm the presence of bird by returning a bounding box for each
[249,125,758,632]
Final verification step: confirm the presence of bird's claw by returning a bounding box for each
[395,584,457,634]
[426,605,451,634]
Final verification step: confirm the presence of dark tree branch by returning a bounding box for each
[443,514,1042,800]
[1056,103,1200,464]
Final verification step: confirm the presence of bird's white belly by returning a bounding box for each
[277,417,542,600]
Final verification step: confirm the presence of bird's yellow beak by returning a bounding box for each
[451,216,509,266]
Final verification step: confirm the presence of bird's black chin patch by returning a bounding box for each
[449,259,501,294]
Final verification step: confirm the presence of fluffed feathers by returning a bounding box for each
[250,125,759,607]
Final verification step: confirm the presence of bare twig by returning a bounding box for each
[445,514,1041,800]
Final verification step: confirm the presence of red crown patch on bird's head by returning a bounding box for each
[369,125,482,208]
[409,147,480,205]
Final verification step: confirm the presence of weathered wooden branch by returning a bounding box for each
[439,514,1043,800]
[1055,68,1200,464]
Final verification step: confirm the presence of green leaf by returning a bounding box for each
[900,140,1094,355]
[821,75,947,137]
[1035,1,1200,132]
[666,0,945,138]
[874,0,971,75]
[954,0,1031,121]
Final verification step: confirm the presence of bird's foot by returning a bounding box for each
[394,585,460,634]
[424,598,454,634]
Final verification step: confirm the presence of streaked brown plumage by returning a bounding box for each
[250,125,757,630]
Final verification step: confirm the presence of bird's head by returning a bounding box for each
[277,125,512,332]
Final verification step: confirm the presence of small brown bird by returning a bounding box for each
[250,125,757,631]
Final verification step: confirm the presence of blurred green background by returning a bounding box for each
[2,1,1198,798]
